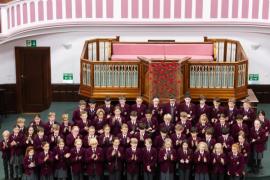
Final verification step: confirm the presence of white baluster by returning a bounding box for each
[228,0,233,19]
[181,0,185,19]
[35,0,39,22]
[238,0,243,19]
[71,0,75,19]
[149,0,153,19]
[191,0,196,19]
[248,0,252,19]
[258,0,263,19]
[102,0,106,18]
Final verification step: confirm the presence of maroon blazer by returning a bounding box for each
[70,147,85,173]
[231,123,249,140]
[227,153,245,176]
[134,132,149,147]
[250,127,267,153]
[214,122,230,138]
[239,141,250,163]
[83,135,98,147]
[100,104,114,118]
[188,136,202,151]
[30,120,45,132]
[141,147,157,172]
[141,117,158,135]
[210,153,226,174]
[177,148,192,169]
[8,133,24,156]
[87,107,98,121]
[127,120,140,135]
[203,137,216,151]
[196,104,211,120]
[240,108,256,127]
[171,133,186,149]
[125,147,142,174]
[77,120,90,137]
[178,120,192,135]
[179,103,197,123]
[109,116,126,135]
[92,117,107,135]
[0,140,11,159]
[193,151,210,173]
[98,134,113,149]
[23,155,37,175]
[154,135,168,149]
[65,133,81,148]
[117,133,131,149]
[224,107,239,124]
[158,148,177,173]
[131,104,147,120]
[44,121,60,136]
[116,103,131,120]
[217,136,234,152]
[195,123,212,138]
[159,122,175,135]
[163,103,180,123]
[60,122,72,138]
[33,135,47,153]
[85,147,104,176]
[106,147,124,172]
[261,119,270,135]
[38,151,54,176]
[53,146,70,170]
[148,105,164,123]
[210,106,225,121]
[48,134,63,149]
[72,109,83,124]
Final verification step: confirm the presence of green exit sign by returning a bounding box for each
[63,73,73,83]
[26,40,37,47]
[249,74,259,81]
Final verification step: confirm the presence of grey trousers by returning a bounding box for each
[195,173,210,180]
[88,175,101,180]
[211,173,224,180]
[71,172,83,180]
[178,169,190,180]
[229,176,241,180]
[109,171,121,180]
[143,172,153,180]
[127,173,138,180]
[160,171,174,180]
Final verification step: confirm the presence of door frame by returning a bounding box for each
[15,47,52,113]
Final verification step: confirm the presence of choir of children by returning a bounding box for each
[0,95,269,180]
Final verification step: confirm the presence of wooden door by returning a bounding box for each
[15,47,51,113]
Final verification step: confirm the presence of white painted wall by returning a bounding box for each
[0,26,269,84]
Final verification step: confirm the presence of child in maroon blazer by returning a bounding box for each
[127,111,140,136]
[238,132,250,167]
[179,93,197,123]
[72,100,87,124]
[117,123,131,149]
[188,127,201,151]
[154,128,169,150]
[158,138,176,180]
[66,126,81,148]
[231,115,249,141]
[227,143,245,180]
[126,138,141,180]
[193,142,210,180]
[17,117,27,136]
[142,138,157,180]
[210,143,226,180]
[196,95,211,121]
[38,142,54,180]
[159,114,175,135]
[110,106,126,136]
[101,97,114,119]
[60,113,72,138]
[142,109,158,137]
[131,96,147,120]
[9,125,24,179]
[0,130,12,180]
[149,96,164,123]
[98,124,113,158]
[33,127,47,154]
[49,124,63,149]
[217,127,234,153]
[134,123,149,147]
[107,137,124,180]
[70,138,84,180]
[22,146,38,180]
[196,114,212,138]
[117,96,131,121]
[92,109,107,136]
[85,138,104,180]
[171,124,186,149]
[225,98,239,124]
[250,119,267,174]
[240,99,256,128]
[53,138,71,180]
[30,113,45,132]
[77,111,89,137]
[87,99,98,122]
[214,114,230,138]
[204,128,216,152]
[177,140,192,180]
[24,126,35,149]
[210,98,225,123]
[258,110,270,150]
[44,112,59,136]
[83,126,97,148]
[178,112,192,135]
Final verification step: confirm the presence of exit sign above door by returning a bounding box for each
[249,74,259,81]
[26,40,37,47]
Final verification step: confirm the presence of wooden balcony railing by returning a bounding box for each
[80,37,248,101]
